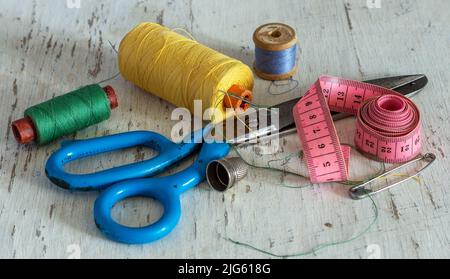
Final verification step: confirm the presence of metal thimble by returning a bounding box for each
[206,157,248,192]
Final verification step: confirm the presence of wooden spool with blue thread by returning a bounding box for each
[253,23,298,81]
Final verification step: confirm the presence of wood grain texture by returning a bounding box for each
[0,0,449,259]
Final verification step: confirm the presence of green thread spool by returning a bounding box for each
[12,84,118,145]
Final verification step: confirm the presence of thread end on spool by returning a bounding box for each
[224,84,253,111]
[11,117,36,144]
[103,86,118,109]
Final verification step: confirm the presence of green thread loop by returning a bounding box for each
[25,84,111,145]
[211,94,383,258]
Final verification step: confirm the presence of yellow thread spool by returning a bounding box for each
[118,23,254,123]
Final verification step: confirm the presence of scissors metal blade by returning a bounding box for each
[363,74,428,98]
[224,75,428,145]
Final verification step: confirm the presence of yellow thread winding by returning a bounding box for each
[119,23,254,123]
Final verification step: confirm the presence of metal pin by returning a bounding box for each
[349,153,436,200]
[206,158,248,192]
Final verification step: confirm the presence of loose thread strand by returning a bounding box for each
[209,94,388,257]
[97,72,121,85]
[268,78,300,96]
[225,194,379,258]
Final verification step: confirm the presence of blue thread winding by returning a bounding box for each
[255,45,297,75]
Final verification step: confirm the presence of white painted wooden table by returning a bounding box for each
[1,0,449,259]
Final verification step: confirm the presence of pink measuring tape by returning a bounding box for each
[293,76,422,183]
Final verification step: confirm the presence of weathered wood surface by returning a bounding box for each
[0,0,449,259]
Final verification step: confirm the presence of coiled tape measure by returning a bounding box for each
[294,76,423,184]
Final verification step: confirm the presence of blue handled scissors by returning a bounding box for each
[45,127,230,244]
[45,75,427,244]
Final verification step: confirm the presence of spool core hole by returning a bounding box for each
[11,124,21,142]
[11,117,36,144]
[269,29,282,38]
[224,85,253,111]
[240,91,252,110]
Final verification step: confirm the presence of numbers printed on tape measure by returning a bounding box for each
[294,80,349,183]
[356,98,421,163]
[415,135,421,146]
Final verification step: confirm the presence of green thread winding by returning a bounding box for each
[25,84,111,145]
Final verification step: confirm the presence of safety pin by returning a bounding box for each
[349,153,436,200]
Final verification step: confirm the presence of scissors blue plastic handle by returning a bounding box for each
[45,128,230,244]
